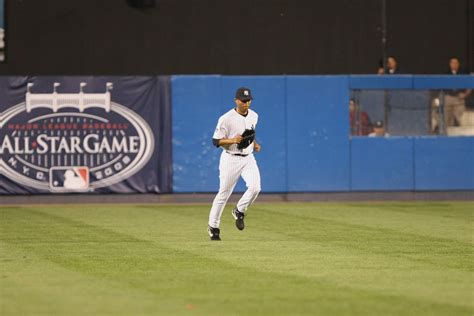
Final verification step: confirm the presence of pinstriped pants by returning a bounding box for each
[208,151,261,228]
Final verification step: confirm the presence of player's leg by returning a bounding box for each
[237,155,261,211]
[208,154,242,229]
[233,155,261,230]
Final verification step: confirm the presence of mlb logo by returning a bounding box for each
[49,167,90,192]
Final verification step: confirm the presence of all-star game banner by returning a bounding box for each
[0,0,4,62]
[0,76,172,194]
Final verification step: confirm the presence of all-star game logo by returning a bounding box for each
[0,82,154,192]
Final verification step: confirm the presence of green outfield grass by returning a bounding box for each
[0,202,473,315]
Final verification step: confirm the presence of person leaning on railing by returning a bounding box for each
[349,99,373,136]
[443,57,472,127]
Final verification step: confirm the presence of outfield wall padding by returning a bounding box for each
[172,75,474,192]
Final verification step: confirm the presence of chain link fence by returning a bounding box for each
[350,89,474,136]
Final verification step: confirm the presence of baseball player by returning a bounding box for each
[207,87,261,241]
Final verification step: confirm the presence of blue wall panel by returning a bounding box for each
[221,76,287,192]
[286,76,350,191]
[350,75,413,90]
[351,137,414,190]
[171,76,222,192]
[414,137,474,190]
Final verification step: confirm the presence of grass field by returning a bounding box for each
[0,202,473,315]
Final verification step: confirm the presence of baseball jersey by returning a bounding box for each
[213,108,258,155]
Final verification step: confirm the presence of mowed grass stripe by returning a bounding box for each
[255,202,473,243]
[0,240,175,316]
[0,203,473,315]
[257,207,472,258]
[1,207,147,244]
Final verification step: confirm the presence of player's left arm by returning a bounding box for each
[254,140,261,152]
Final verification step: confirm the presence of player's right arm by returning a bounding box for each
[213,136,243,147]
[212,117,242,148]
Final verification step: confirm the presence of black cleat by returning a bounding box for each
[208,226,221,241]
[232,208,245,230]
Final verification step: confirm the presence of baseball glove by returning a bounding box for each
[237,128,256,149]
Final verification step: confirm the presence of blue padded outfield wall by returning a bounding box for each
[172,75,474,192]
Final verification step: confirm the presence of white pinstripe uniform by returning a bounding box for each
[208,108,261,228]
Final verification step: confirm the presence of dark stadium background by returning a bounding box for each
[0,0,472,75]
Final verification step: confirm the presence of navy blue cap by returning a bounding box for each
[374,120,384,128]
[235,87,253,101]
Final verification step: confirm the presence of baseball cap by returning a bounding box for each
[374,120,384,128]
[235,87,253,102]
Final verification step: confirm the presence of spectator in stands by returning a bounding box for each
[349,99,373,136]
[385,56,401,74]
[446,57,466,75]
[443,57,471,127]
[368,120,390,137]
